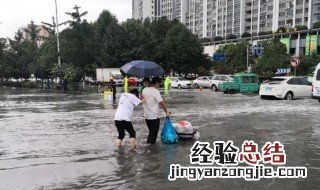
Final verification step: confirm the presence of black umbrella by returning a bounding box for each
[120,60,165,77]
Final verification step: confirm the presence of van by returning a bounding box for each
[219,73,260,94]
[312,63,320,102]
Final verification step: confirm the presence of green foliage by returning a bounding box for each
[313,21,320,29]
[295,25,308,31]
[297,53,320,75]
[258,31,272,36]
[241,32,251,38]
[254,39,290,77]
[163,23,211,74]
[213,36,223,41]
[214,41,252,74]
[276,27,288,33]
[0,7,212,88]
[226,34,237,40]
[200,38,212,43]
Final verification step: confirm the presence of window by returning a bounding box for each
[243,76,249,83]
[250,76,258,83]
[215,76,222,80]
[298,78,311,85]
[222,76,228,81]
[287,78,300,85]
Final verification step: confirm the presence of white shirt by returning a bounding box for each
[142,87,163,119]
[114,93,141,121]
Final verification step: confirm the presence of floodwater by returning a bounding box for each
[0,86,320,190]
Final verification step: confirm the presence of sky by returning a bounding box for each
[0,0,132,38]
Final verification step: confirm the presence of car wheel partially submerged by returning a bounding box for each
[211,85,217,91]
[284,92,293,100]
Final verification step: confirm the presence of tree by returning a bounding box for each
[214,41,253,74]
[121,19,152,61]
[60,6,96,84]
[93,10,128,68]
[297,53,320,75]
[163,23,211,75]
[254,39,290,77]
[65,5,88,25]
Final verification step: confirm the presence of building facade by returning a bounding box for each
[132,0,320,38]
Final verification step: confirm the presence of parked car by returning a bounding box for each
[113,74,124,86]
[312,63,320,102]
[219,73,260,94]
[210,75,234,91]
[170,77,192,89]
[259,76,312,100]
[193,76,213,88]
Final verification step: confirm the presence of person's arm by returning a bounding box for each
[140,98,146,104]
[159,101,170,117]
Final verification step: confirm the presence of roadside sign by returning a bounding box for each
[291,57,300,68]
[213,53,225,61]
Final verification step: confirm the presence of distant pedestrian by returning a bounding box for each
[124,76,129,93]
[142,77,170,144]
[114,89,144,149]
[164,76,171,95]
[110,77,117,101]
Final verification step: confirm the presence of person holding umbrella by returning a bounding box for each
[120,60,169,144]
[142,77,170,144]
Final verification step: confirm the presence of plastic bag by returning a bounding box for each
[173,120,200,140]
[161,118,179,144]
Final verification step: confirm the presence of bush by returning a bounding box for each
[295,25,308,31]
[276,27,288,33]
[200,38,212,43]
[226,34,237,40]
[213,36,223,41]
[313,21,320,29]
[241,32,251,38]
[258,31,272,36]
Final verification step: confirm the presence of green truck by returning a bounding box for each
[219,73,260,94]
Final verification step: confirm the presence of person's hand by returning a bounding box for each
[166,111,171,117]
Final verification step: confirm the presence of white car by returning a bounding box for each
[259,77,312,100]
[312,63,320,102]
[170,77,192,89]
[193,76,213,88]
[210,75,234,91]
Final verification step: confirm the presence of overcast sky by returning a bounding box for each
[0,0,132,38]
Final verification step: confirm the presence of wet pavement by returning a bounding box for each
[0,86,320,190]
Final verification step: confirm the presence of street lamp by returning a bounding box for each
[55,0,61,66]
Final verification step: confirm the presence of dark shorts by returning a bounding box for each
[115,120,136,140]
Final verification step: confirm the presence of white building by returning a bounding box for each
[132,0,320,38]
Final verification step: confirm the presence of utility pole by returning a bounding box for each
[247,45,249,72]
[55,0,61,66]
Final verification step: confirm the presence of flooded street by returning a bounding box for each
[0,86,320,190]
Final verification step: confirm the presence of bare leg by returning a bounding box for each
[130,138,136,149]
[116,139,122,147]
